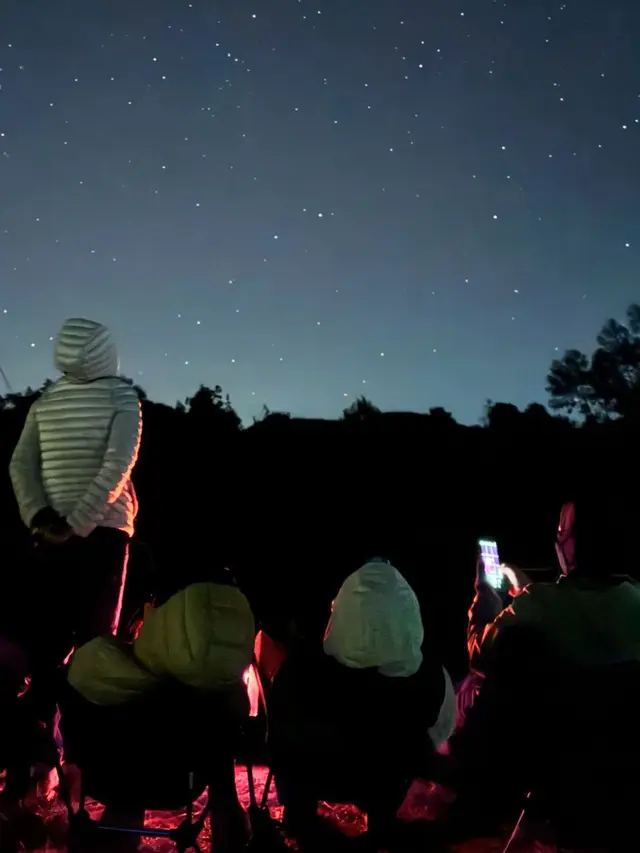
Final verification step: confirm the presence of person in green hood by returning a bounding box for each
[428,488,640,845]
[268,558,454,852]
[468,492,640,675]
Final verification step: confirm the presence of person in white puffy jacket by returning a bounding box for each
[268,558,455,851]
[8,317,142,711]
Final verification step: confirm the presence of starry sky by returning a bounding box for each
[1,0,638,424]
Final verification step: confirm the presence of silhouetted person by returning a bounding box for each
[60,565,254,852]
[468,495,640,674]
[268,559,455,851]
[8,317,142,723]
[430,489,640,844]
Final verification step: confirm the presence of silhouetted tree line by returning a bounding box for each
[1,305,638,678]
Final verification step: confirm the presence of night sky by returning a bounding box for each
[1,1,638,423]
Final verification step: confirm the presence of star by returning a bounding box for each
[0,0,635,427]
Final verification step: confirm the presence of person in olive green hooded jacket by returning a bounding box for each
[61,565,255,853]
[426,488,640,845]
[468,495,640,675]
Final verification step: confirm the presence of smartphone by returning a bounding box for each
[478,538,503,589]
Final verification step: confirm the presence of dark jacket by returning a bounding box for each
[269,642,446,780]
[468,574,640,675]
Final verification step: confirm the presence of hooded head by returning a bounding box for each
[323,560,424,677]
[556,491,635,579]
[54,317,119,382]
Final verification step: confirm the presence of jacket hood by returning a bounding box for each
[323,560,424,677]
[54,317,119,381]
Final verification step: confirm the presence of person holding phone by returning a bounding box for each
[424,486,640,844]
[468,493,640,677]
[442,540,527,735]
[465,542,529,678]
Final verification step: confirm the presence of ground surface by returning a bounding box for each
[26,766,559,853]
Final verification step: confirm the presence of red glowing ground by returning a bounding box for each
[25,766,557,852]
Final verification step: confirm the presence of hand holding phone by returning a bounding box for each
[500,564,531,591]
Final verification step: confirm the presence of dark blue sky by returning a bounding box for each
[1,0,638,422]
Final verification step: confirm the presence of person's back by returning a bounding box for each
[6,318,144,790]
[269,559,454,849]
[493,575,640,668]
[10,317,141,538]
[60,567,255,850]
[469,490,640,675]
[444,487,640,842]
[270,642,448,777]
[322,558,451,750]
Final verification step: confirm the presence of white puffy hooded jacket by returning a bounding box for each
[9,318,142,538]
[323,560,456,747]
[324,560,425,676]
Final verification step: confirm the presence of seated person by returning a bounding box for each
[468,495,640,676]
[62,565,255,851]
[432,489,640,842]
[268,557,455,851]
